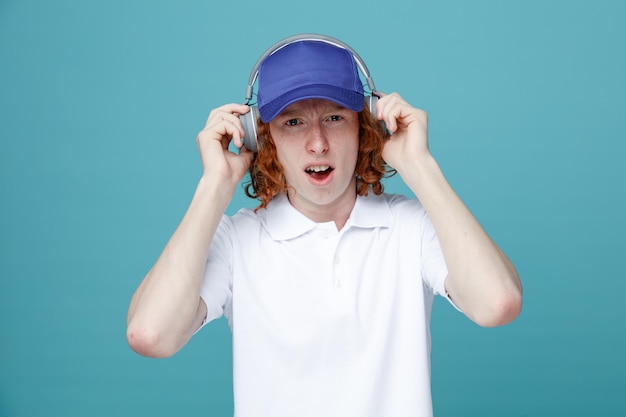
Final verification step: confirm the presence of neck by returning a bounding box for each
[286,185,357,231]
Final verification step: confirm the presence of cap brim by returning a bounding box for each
[259,84,364,123]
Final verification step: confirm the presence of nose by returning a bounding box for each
[306,122,329,154]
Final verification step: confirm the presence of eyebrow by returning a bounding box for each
[278,103,347,118]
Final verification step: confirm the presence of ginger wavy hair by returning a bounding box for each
[244,104,395,210]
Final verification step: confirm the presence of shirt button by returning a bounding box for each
[335,256,341,265]
[320,231,329,239]
[334,279,343,288]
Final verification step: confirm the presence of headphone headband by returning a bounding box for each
[244,33,377,105]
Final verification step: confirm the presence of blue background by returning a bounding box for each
[1,0,625,416]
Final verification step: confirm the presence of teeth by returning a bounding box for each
[306,165,330,172]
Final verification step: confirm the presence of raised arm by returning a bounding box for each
[377,93,522,327]
[126,104,254,357]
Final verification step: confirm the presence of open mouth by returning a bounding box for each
[305,165,334,180]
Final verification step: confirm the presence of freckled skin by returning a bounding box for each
[269,99,360,227]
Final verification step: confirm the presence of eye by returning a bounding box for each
[285,119,300,126]
[328,115,343,122]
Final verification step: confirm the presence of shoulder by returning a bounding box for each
[223,194,295,237]
[348,192,428,231]
[376,192,427,217]
[378,193,432,236]
[225,207,264,232]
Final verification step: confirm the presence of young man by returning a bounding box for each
[127,36,522,417]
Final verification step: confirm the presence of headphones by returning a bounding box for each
[239,34,380,152]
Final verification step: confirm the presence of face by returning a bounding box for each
[269,98,360,220]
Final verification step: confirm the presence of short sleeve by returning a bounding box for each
[198,215,234,329]
[419,211,461,311]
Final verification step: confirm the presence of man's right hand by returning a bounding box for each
[196,103,255,189]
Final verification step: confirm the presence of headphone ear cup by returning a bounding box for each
[365,94,378,120]
[365,95,386,132]
[240,106,260,152]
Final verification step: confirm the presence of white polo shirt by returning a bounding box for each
[200,192,453,417]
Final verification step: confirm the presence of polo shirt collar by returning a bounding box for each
[262,192,393,241]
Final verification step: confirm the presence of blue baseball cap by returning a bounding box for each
[257,40,364,122]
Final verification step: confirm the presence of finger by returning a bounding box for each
[238,144,254,158]
[378,93,416,133]
[197,118,244,151]
[218,119,245,150]
[378,96,401,133]
[206,109,246,132]
[206,113,245,141]
[205,103,250,127]
[375,92,398,121]
[230,121,245,149]
[386,112,398,134]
